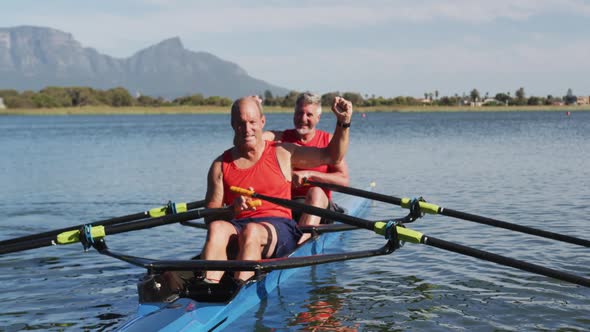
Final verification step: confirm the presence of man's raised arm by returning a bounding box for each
[290,97,353,169]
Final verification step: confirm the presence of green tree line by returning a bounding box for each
[262,87,581,107]
[0,86,233,109]
[0,86,582,109]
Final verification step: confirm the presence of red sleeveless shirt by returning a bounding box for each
[281,129,332,199]
[222,141,292,219]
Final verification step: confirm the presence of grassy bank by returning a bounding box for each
[1,104,589,115]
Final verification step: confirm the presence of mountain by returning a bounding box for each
[0,26,289,99]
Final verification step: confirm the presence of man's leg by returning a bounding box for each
[201,220,238,282]
[235,222,278,281]
[297,187,329,244]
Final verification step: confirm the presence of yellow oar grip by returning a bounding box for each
[374,221,388,236]
[148,202,188,218]
[175,203,188,213]
[397,227,424,244]
[227,187,262,207]
[230,186,255,196]
[56,226,106,245]
[248,199,262,208]
[400,198,440,215]
[373,222,423,244]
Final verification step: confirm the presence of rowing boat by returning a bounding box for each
[116,192,371,331]
[2,182,588,331]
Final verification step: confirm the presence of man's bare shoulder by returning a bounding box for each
[208,154,225,175]
[263,130,284,141]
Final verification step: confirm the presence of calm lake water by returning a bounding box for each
[1,111,589,331]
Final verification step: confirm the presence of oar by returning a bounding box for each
[0,200,205,248]
[0,200,206,255]
[304,180,590,248]
[230,186,590,288]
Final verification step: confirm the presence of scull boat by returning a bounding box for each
[115,191,372,331]
[2,182,589,331]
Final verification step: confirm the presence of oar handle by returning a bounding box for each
[230,186,255,196]
[248,200,262,208]
[229,186,263,208]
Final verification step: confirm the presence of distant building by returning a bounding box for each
[482,98,501,106]
[0,97,5,109]
[577,96,590,105]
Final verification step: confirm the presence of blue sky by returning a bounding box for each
[2,0,590,98]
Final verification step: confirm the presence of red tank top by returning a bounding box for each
[222,141,292,219]
[281,129,332,199]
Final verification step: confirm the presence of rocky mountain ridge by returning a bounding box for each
[0,26,289,99]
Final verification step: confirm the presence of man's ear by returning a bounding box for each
[261,115,266,128]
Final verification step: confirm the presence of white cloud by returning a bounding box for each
[5,0,590,58]
[235,39,590,96]
[3,0,589,96]
[11,0,590,38]
[125,0,590,26]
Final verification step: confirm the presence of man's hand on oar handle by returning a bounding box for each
[231,186,261,215]
[292,171,311,188]
[331,96,353,127]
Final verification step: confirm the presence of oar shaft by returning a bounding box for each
[0,200,206,248]
[306,180,590,248]
[0,211,146,248]
[440,208,590,247]
[0,237,57,255]
[231,186,590,288]
[0,206,220,255]
[103,207,224,236]
[248,191,375,231]
[307,180,402,205]
[423,235,590,288]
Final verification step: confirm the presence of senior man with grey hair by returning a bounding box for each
[263,92,350,244]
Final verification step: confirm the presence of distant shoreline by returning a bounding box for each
[1,105,589,115]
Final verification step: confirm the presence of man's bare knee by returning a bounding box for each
[305,187,329,207]
[207,221,234,242]
[239,223,265,245]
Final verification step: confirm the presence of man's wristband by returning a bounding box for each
[337,121,351,128]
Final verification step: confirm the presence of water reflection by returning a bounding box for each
[291,286,359,331]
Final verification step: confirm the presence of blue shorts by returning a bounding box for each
[229,217,302,258]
